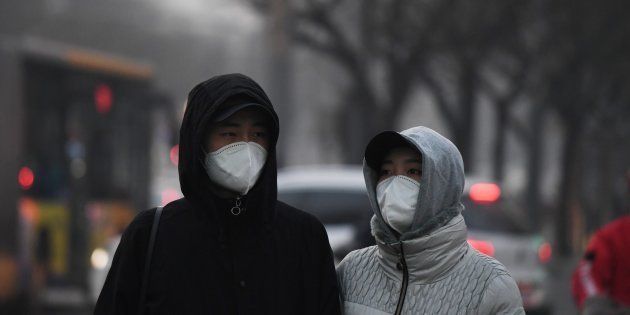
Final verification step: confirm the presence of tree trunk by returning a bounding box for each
[339,87,382,163]
[455,64,477,172]
[556,118,582,256]
[526,104,544,229]
[493,103,508,182]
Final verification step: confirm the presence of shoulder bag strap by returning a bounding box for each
[138,206,163,315]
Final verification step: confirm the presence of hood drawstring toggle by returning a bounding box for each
[230,195,245,216]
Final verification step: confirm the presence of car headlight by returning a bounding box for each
[91,248,109,270]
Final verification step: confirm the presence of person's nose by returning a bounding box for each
[241,131,254,143]
[236,128,251,142]
[393,165,406,176]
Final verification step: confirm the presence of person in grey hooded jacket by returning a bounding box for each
[337,126,524,315]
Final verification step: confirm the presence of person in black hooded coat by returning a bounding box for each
[94,73,341,315]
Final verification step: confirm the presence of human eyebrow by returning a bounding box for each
[253,121,269,127]
[405,158,422,164]
[216,121,240,128]
[381,160,393,165]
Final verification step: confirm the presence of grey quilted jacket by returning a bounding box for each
[337,126,525,315]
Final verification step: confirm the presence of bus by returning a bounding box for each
[0,36,179,313]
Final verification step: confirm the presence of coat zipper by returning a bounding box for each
[394,242,409,315]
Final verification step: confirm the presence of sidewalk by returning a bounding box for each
[549,255,580,314]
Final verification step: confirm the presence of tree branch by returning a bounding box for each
[418,69,458,128]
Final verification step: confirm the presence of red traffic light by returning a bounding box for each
[18,167,34,190]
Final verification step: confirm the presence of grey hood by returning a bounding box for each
[364,126,465,245]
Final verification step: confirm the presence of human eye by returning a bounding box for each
[379,169,391,176]
[408,169,421,175]
[253,131,268,138]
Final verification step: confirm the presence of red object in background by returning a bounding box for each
[18,167,34,190]
[468,239,495,257]
[469,183,501,204]
[94,83,113,114]
[19,198,39,223]
[571,215,630,309]
[170,145,179,166]
[161,189,181,206]
[538,242,552,263]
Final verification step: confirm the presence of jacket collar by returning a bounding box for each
[376,214,469,284]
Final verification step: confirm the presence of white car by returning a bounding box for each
[278,166,551,314]
[277,165,373,263]
[462,179,551,314]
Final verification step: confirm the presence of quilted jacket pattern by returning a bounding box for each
[338,243,524,314]
[338,127,524,314]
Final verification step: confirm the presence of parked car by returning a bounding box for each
[277,165,373,263]
[462,178,551,314]
[278,166,551,313]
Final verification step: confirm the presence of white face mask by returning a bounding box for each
[204,142,268,195]
[376,175,420,234]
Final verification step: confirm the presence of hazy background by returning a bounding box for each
[1,0,629,313]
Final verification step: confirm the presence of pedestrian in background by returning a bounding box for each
[572,172,630,315]
[336,126,524,314]
[95,73,340,314]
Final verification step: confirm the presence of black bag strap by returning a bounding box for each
[138,206,163,315]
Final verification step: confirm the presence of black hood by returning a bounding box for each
[178,73,279,223]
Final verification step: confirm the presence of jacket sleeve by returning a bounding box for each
[478,274,525,315]
[94,210,153,315]
[308,219,342,315]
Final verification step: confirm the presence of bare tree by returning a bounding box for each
[249,0,531,167]
[248,1,630,251]
[535,0,630,255]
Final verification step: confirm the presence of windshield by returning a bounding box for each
[461,196,529,234]
[278,189,372,224]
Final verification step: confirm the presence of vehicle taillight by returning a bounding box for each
[468,239,495,257]
[538,242,552,263]
[469,183,501,204]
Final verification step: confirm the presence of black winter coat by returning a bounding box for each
[94,74,341,315]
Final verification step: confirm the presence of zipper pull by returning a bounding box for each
[230,195,244,216]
